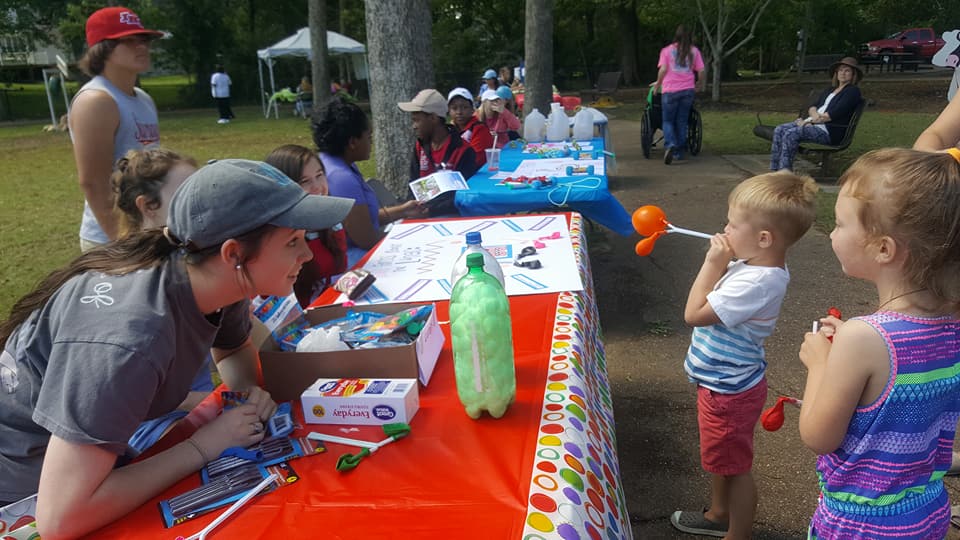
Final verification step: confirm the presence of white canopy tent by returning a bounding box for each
[257,28,367,118]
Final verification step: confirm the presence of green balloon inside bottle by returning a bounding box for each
[449,252,517,419]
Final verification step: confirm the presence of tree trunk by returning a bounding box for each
[309,0,330,114]
[364,0,433,192]
[524,0,554,117]
[617,3,639,86]
[338,0,349,83]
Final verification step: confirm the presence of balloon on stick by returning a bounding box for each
[632,205,713,256]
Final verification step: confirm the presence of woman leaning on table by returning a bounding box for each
[767,56,863,171]
[0,159,353,538]
[69,6,163,252]
[313,97,426,267]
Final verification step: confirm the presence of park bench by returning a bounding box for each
[861,52,922,73]
[798,54,843,73]
[752,94,867,178]
[581,71,622,103]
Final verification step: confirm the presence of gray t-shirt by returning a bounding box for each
[0,253,250,501]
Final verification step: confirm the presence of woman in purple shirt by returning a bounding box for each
[312,98,425,266]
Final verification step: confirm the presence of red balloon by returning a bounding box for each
[761,396,799,432]
[632,205,668,237]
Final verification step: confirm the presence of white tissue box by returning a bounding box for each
[301,378,419,425]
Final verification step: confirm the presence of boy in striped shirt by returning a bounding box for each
[671,172,818,539]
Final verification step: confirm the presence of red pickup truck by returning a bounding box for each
[860,28,945,61]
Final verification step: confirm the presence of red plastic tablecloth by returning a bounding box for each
[87,213,631,540]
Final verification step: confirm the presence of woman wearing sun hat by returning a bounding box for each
[0,159,354,537]
[767,56,864,171]
[69,6,164,252]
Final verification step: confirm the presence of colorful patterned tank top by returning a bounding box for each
[808,311,960,540]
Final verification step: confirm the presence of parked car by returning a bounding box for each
[860,28,945,61]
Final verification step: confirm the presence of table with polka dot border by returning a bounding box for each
[522,213,632,540]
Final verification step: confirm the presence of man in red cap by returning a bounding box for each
[68,6,164,251]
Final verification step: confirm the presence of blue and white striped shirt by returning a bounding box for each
[684,260,789,394]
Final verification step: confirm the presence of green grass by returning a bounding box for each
[0,104,938,316]
[3,74,199,120]
[0,105,375,315]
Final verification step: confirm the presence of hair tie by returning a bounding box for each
[947,148,960,163]
[162,226,184,248]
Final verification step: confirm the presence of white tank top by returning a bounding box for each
[69,75,160,243]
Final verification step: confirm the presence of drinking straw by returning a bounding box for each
[175,473,278,540]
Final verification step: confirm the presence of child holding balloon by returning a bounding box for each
[671,171,818,539]
[798,148,960,540]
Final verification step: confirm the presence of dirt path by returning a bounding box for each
[590,115,960,538]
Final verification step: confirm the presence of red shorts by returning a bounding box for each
[696,378,767,476]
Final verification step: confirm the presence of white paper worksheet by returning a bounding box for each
[337,215,584,305]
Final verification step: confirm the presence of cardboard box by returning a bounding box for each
[301,378,419,425]
[259,303,444,402]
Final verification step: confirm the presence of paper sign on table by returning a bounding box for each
[343,215,583,305]
[488,157,605,180]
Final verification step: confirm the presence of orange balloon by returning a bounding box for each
[632,205,668,237]
[634,231,663,256]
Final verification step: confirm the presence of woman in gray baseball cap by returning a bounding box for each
[0,159,353,537]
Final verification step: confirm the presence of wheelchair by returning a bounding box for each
[640,88,702,159]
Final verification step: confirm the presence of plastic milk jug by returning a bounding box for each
[449,253,516,419]
[572,108,595,141]
[523,108,546,142]
[450,231,505,289]
[546,102,569,142]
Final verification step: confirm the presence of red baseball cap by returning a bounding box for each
[85,7,163,47]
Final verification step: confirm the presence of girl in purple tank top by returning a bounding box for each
[797,148,960,539]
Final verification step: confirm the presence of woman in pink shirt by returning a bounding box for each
[476,89,521,148]
[654,25,705,164]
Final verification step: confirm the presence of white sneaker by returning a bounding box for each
[217,119,229,124]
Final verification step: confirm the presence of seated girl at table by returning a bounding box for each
[265,144,348,307]
[448,87,493,167]
[0,159,354,537]
[111,148,217,452]
[313,97,427,267]
[477,89,521,148]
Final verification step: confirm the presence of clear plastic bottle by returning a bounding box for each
[449,253,516,419]
[572,107,595,140]
[546,102,569,142]
[523,108,546,142]
[450,231,505,289]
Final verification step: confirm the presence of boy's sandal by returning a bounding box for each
[951,505,960,529]
[670,509,729,537]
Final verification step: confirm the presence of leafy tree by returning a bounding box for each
[696,0,772,101]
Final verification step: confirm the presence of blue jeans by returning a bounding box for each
[661,89,695,158]
[769,122,831,171]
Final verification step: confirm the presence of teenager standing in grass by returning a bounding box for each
[69,6,163,252]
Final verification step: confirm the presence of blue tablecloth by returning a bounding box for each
[454,137,634,236]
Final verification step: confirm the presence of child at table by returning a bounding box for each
[111,148,217,452]
[477,89,520,148]
[671,171,818,539]
[265,144,348,307]
[798,148,960,540]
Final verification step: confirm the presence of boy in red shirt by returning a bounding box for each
[399,89,479,216]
